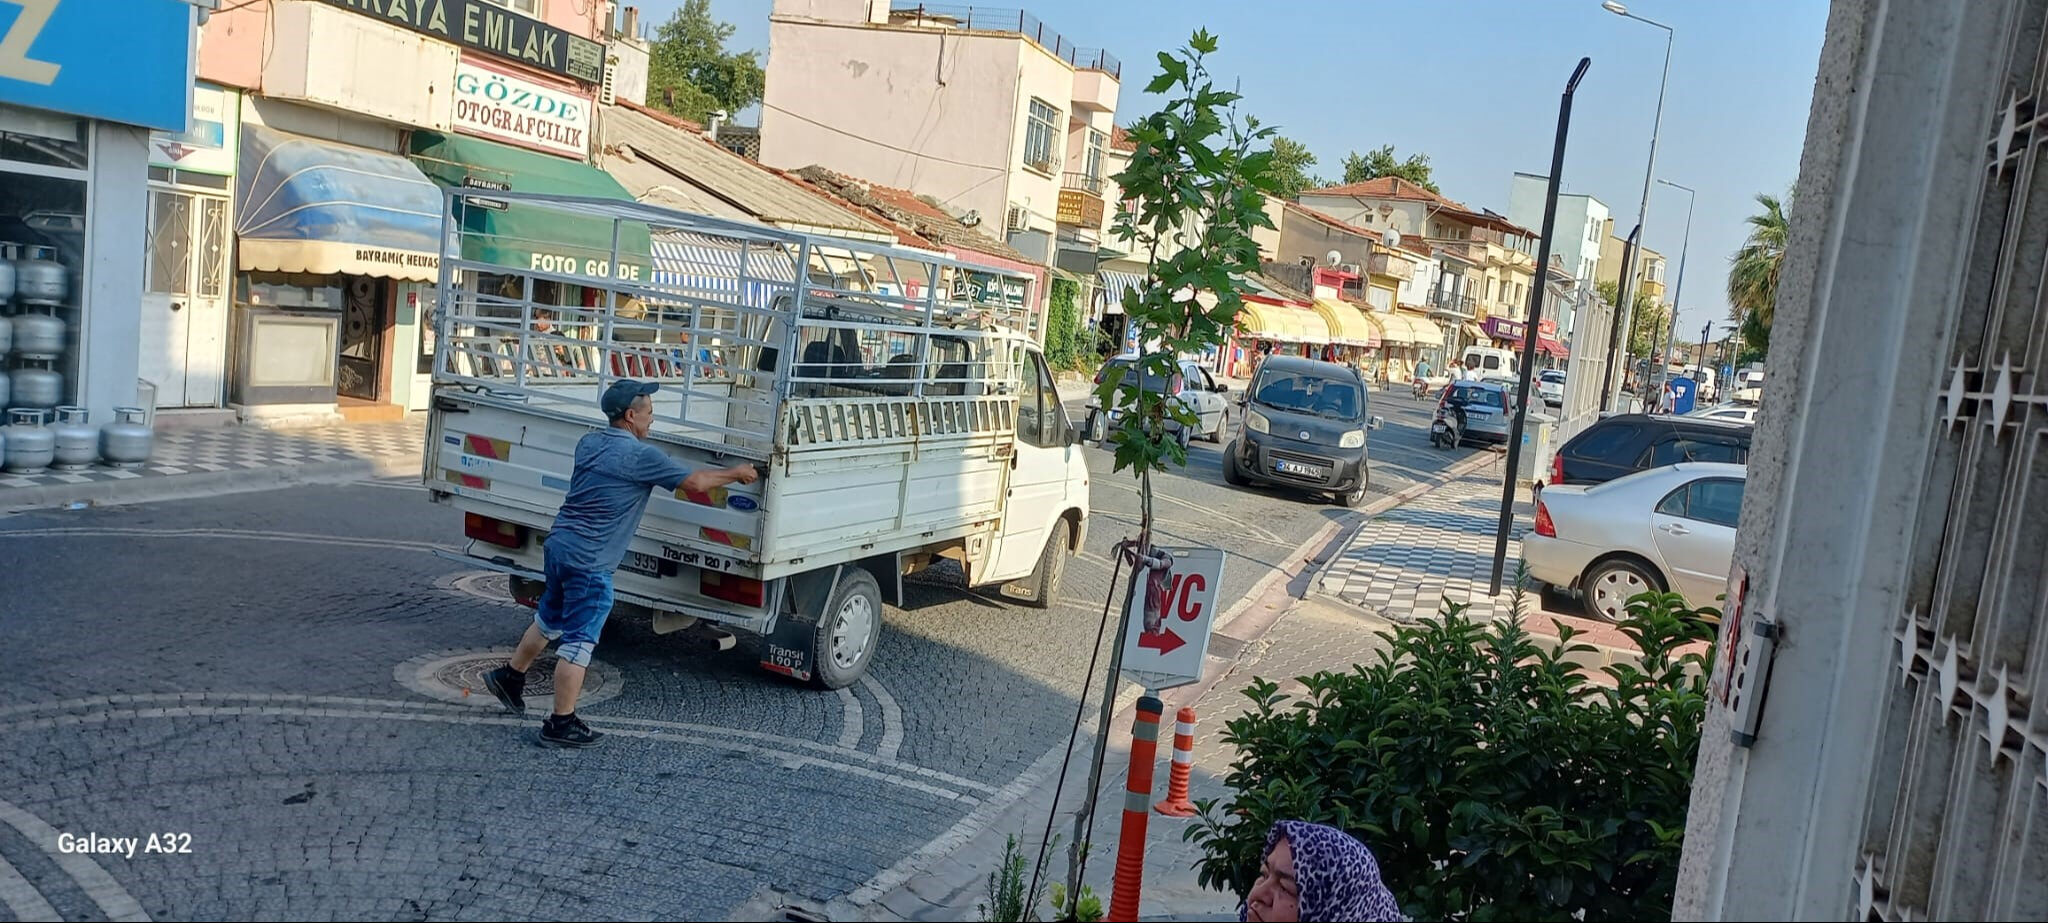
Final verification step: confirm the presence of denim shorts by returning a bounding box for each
[533,545,614,667]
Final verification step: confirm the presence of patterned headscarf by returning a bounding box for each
[1240,820,1404,922]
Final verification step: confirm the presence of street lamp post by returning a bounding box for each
[1601,0,1673,408]
[1648,179,1694,401]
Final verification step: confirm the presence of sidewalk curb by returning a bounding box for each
[1164,448,1503,712]
[1,452,424,515]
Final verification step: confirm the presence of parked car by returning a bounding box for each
[1435,379,1517,445]
[1688,404,1758,425]
[1525,462,1747,620]
[1224,356,1383,507]
[1084,355,1231,447]
[1548,413,1753,487]
[1536,369,1567,407]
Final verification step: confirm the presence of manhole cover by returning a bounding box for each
[434,570,520,606]
[396,650,624,711]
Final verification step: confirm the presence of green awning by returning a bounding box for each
[408,131,653,283]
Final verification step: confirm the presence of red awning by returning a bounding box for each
[1537,336,1569,358]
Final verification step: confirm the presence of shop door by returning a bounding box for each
[141,189,230,407]
[337,276,387,401]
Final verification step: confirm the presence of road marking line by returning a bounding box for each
[0,797,149,921]
[835,686,864,751]
[859,675,905,762]
[0,692,997,797]
[0,850,58,923]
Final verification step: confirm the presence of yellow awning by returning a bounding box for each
[1311,298,1379,347]
[1463,322,1489,341]
[1373,311,1419,345]
[1239,302,1330,345]
[1400,311,1445,346]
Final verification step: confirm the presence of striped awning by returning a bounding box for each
[1371,311,1420,346]
[650,232,797,306]
[1096,269,1147,315]
[1311,298,1380,348]
[1238,301,1331,345]
[1401,311,1446,346]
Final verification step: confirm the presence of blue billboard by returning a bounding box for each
[0,0,194,131]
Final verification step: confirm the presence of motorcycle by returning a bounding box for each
[1431,403,1465,450]
[1412,376,1432,399]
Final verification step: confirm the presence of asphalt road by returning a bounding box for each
[0,392,1469,920]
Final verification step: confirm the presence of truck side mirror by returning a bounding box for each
[1368,415,1386,431]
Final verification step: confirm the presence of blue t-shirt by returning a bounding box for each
[546,428,694,572]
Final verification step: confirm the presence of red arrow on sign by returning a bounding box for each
[1139,627,1185,654]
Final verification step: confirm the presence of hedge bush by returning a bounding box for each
[1188,587,1716,921]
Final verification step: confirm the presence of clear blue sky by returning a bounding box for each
[637,0,1827,334]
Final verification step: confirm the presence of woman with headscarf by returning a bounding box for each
[1241,820,1404,922]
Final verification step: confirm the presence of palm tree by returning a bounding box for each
[1726,191,1790,361]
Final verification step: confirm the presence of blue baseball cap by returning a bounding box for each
[600,379,660,419]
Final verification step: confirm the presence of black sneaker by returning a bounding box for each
[482,666,526,715]
[538,713,603,749]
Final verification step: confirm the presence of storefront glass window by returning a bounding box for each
[0,107,87,170]
[238,272,344,310]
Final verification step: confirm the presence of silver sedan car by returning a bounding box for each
[1523,461,1747,620]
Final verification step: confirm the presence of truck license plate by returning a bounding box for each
[1276,460,1323,478]
[621,551,664,577]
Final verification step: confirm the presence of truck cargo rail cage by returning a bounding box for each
[430,190,1039,460]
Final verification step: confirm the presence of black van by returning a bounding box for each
[1549,413,1754,486]
[1223,356,1383,507]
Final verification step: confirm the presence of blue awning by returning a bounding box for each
[1096,269,1147,315]
[650,232,796,307]
[235,124,444,282]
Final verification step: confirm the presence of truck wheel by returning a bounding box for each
[1223,441,1248,486]
[811,569,883,689]
[1016,517,1072,610]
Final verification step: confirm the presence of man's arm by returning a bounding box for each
[630,443,760,494]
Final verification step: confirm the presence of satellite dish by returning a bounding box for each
[1325,249,1343,266]
[1382,228,1401,248]
[960,209,981,227]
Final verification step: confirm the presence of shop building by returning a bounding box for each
[0,1,197,429]
[191,0,623,425]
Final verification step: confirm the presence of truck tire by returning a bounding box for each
[1016,517,1072,610]
[811,569,883,689]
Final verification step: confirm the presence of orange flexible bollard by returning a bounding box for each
[1154,706,1197,817]
[1109,693,1164,922]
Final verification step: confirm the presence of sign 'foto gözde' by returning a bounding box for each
[1119,546,1226,689]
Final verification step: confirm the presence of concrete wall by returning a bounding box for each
[761,18,1037,242]
[196,0,269,90]
[1674,0,2011,917]
[1008,41,1073,235]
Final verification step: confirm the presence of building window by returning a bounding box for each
[1024,99,1061,173]
[479,0,542,14]
[1084,128,1105,182]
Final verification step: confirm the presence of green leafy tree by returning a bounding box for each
[1102,31,1280,510]
[1045,277,1081,370]
[1268,136,1321,199]
[1726,190,1790,362]
[1340,144,1439,192]
[646,0,765,125]
[1596,279,1669,360]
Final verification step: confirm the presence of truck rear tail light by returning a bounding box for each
[1534,500,1557,538]
[701,570,766,608]
[464,513,527,549]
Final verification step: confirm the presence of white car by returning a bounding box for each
[1536,369,1567,407]
[1524,462,1746,620]
[1688,404,1758,425]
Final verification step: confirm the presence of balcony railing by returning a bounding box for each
[1062,171,1104,195]
[1431,290,1478,316]
[887,5,1120,78]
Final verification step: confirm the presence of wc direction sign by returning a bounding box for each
[1120,546,1226,690]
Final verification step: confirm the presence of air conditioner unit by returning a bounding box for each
[1006,206,1031,232]
[1339,262,1362,276]
[599,55,619,106]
